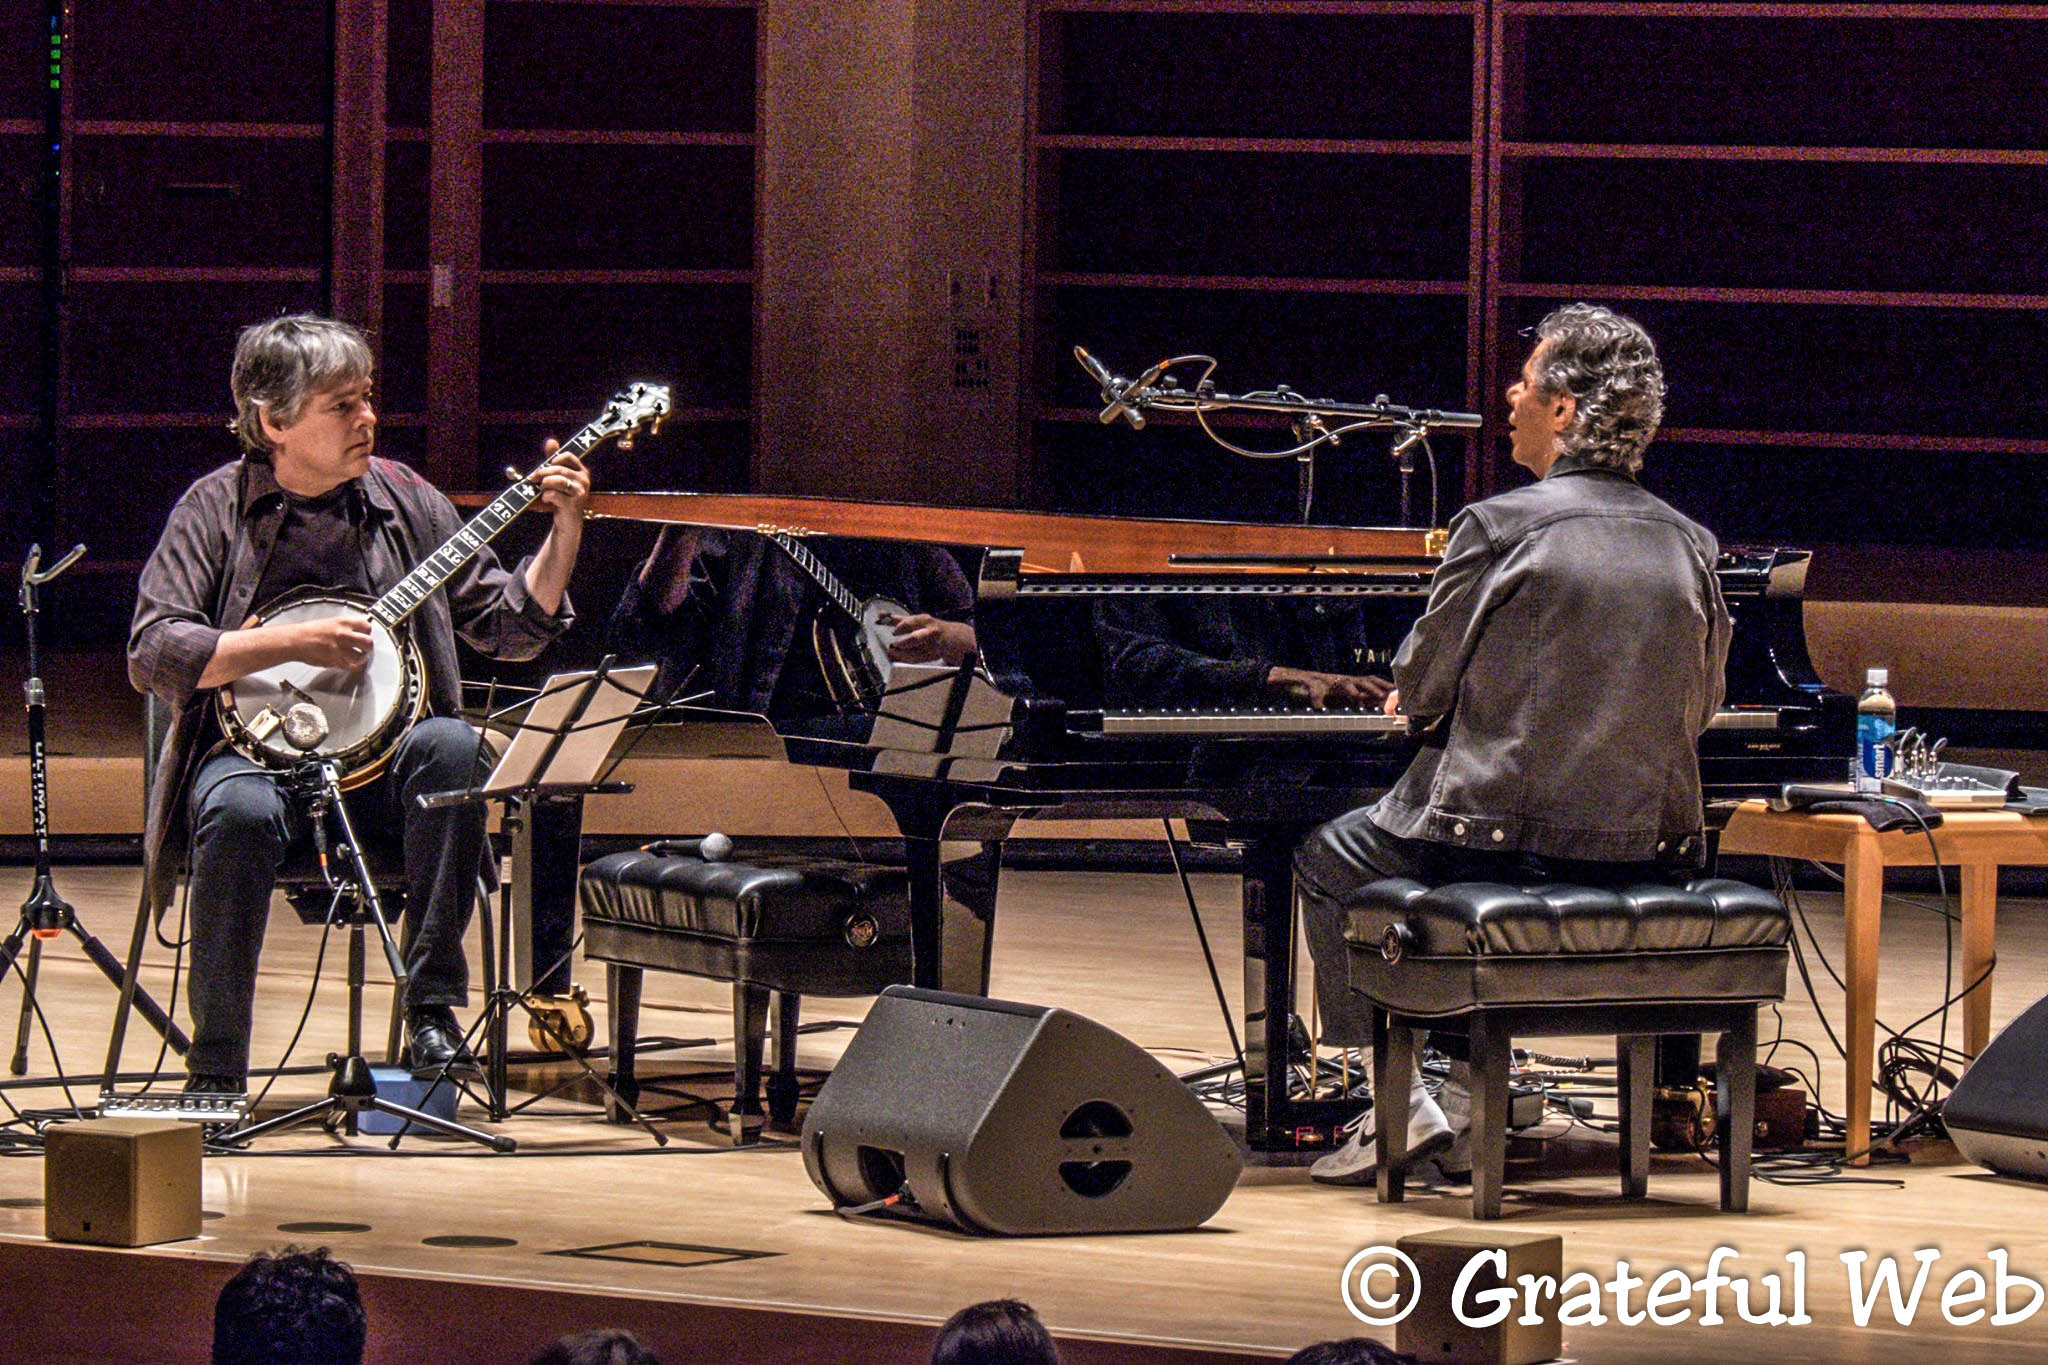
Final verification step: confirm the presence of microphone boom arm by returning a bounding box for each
[1072,346,1477,528]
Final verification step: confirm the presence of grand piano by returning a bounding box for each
[577,491,1853,1150]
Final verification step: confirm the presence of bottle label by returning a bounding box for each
[1858,713,1896,782]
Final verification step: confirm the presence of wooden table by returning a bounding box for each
[1719,800,2048,1164]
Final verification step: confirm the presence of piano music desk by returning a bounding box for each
[1718,800,2048,1166]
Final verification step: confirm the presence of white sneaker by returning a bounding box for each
[1431,1066,1474,1179]
[1310,1076,1455,1186]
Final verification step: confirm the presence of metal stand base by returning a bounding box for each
[223,1053,514,1153]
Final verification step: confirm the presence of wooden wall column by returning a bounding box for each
[427,0,483,490]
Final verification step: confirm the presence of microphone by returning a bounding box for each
[1104,359,1172,430]
[1073,346,1115,399]
[646,832,733,863]
[1072,346,1167,429]
[280,701,330,751]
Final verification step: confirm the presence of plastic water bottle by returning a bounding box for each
[1855,667,1896,793]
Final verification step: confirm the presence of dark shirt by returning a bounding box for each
[129,454,574,914]
[251,483,369,610]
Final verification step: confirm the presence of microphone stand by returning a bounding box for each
[5,545,190,1076]
[1074,347,1480,528]
[223,756,513,1153]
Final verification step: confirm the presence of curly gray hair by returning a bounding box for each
[1529,303,1665,475]
[229,314,374,455]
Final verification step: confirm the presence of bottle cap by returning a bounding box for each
[1866,667,1888,687]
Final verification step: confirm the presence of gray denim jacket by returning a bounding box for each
[1369,458,1731,864]
[129,455,573,914]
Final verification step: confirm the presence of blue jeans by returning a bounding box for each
[183,717,490,1077]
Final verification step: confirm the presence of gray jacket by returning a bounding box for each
[1370,458,1731,863]
[129,455,572,914]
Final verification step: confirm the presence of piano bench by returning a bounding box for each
[1343,876,1790,1218]
[577,849,914,1144]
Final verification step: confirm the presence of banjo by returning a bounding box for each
[219,382,671,787]
[766,529,908,714]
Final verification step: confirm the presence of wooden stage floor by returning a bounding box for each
[3,863,2048,1362]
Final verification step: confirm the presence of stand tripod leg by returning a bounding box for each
[365,1096,515,1153]
[71,921,188,1052]
[219,1093,343,1147]
[9,936,39,1074]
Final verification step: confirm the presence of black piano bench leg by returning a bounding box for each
[765,991,803,1129]
[725,982,771,1145]
[1618,1034,1655,1200]
[1372,1010,1413,1205]
[1470,1014,1512,1221]
[604,963,643,1124]
[1717,1009,1758,1213]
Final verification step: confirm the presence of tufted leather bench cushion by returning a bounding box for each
[1344,877,1790,1018]
[579,849,914,997]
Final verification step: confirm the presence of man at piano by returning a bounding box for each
[129,315,590,1098]
[1295,303,1733,1185]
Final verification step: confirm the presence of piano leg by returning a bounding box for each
[1239,826,1369,1153]
[902,834,1006,994]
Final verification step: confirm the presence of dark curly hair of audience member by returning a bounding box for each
[931,1298,1061,1365]
[212,1246,367,1365]
[1284,1338,1418,1365]
[529,1326,662,1365]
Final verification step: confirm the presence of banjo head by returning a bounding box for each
[222,595,416,771]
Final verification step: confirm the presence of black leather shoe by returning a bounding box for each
[406,1007,481,1080]
[183,1071,246,1095]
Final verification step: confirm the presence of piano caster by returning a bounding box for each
[526,985,594,1052]
[721,1105,767,1145]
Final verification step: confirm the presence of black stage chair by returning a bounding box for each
[1345,875,1790,1218]
[578,846,914,1142]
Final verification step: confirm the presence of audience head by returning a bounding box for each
[211,1246,367,1365]
[931,1298,1060,1365]
[1284,1339,1417,1365]
[529,1327,662,1365]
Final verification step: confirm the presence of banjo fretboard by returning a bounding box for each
[367,389,663,630]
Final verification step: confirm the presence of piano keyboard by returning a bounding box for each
[1090,707,1791,739]
[1094,709,1412,737]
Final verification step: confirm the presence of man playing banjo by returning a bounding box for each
[130,314,591,1096]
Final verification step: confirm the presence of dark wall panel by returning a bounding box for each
[1517,160,2048,295]
[1502,296,2048,443]
[57,427,242,564]
[480,144,753,270]
[66,281,325,415]
[1053,151,1468,281]
[483,2,755,133]
[1051,14,1471,141]
[69,136,329,268]
[1518,18,2048,148]
[478,283,751,412]
[71,1,331,124]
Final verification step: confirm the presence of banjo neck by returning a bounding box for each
[368,415,614,631]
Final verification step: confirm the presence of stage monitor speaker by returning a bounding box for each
[1945,989,2048,1180]
[801,986,1243,1234]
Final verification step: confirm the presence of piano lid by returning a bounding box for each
[582,491,1440,576]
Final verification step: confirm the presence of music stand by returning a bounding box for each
[416,659,669,1144]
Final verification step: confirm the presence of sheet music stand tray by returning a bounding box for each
[417,659,667,1143]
